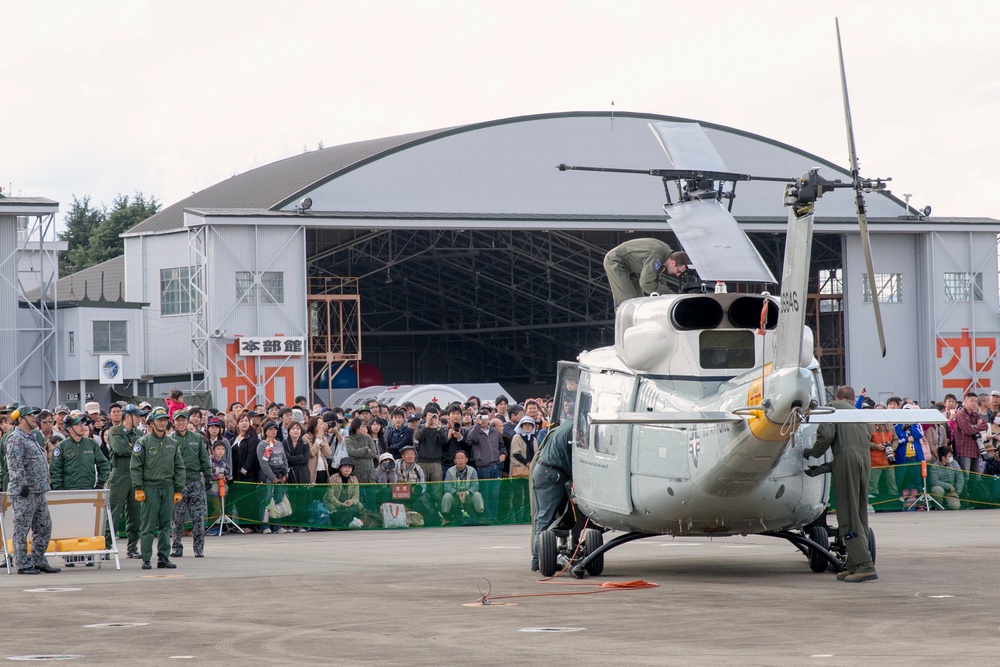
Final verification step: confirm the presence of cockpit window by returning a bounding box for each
[699,330,756,369]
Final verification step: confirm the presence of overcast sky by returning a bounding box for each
[4,1,998,225]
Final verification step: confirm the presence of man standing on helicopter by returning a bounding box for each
[603,238,690,307]
[803,385,878,583]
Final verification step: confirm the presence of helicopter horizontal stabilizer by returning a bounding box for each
[589,411,743,425]
[806,408,947,425]
[648,121,728,172]
[665,199,777,283]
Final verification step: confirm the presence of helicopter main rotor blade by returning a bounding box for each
[837,18,887,358]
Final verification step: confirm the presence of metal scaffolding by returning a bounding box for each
[0,199,60,406]
[188,224,210,393]
[308,276,361,408]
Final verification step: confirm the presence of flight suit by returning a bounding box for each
[130,430,185,563]
[603,238,675,306]
[806,399,876,577]
[170,429,211,557]
[50,435,111,491]
[530,420,573,570]
[106,424,141,552]
[6,427,54,571]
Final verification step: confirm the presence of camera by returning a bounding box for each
[381,459,395,471]
[975,432,990,458]
[453,422,461,431]
[884,442,895,464]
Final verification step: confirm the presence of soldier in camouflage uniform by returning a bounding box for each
[106,404,146,557]
[169,410,211,558]
[130,407,185,569]
[50,412,112,566]
[6,406,60,575]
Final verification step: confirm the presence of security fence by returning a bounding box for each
[204,478,532,530]
[837,462,1000,511]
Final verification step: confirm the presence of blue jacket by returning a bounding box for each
[893,423,925,463]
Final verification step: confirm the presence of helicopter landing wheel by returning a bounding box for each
[538,530,558,577]
[583,528,605,576]
[807,525,829,573]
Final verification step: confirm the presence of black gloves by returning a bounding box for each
[805,462,833,477]
[204,480,213,491]
[18,485,30,498]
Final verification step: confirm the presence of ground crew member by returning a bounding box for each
[0,403,19,491]
[170,410,211,558]
[603,238,690,306]
[803,385,878,582]
[50,411,112,566]
[106,403,146,557]
[130,406,185,570]
[529,419,573,572]
[6,405,60,575]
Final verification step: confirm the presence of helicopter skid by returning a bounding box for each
[764,529,845,572]
[569,531,659,579]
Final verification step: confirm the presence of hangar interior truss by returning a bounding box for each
[306,226,848,394]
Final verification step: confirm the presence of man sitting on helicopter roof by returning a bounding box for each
[603,238,690,307]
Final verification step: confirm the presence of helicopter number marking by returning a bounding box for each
[780,290,799,313]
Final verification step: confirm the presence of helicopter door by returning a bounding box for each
[576,371,635,514]
[552,361,580,425]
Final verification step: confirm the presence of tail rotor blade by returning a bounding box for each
[837,17,887,358]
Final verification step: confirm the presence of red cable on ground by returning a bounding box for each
[474,519,659,604]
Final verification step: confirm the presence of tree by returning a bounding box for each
[85,193,160,267]
[59,195,106,276]
[58,192,160,276]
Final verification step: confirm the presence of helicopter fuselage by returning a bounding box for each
[569,291,830,537]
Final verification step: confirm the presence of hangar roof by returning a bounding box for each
[124,128,449,236]
[126,111,935,238]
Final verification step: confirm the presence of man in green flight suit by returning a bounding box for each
[130,406,185,570]
[529,419,574,572]
[803,385,878,583]
[603,238,690,307]
[106,404,146,557]
[169,410,211,558]
[50,411,112,566]
[0,403,18,491]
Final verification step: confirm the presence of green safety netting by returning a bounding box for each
[833,462,1000,512]
[201,478,532,530]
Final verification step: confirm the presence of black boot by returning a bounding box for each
[170,547,183,558]
[141,561,152,570]
[157,555,177,569]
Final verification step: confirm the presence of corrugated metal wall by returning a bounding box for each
[204,224,308,407]
[845,230,1000,402]
[0,215,19,402]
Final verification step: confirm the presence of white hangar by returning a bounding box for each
[4,111,998,409]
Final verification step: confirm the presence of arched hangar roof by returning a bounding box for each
[125,111,922,238]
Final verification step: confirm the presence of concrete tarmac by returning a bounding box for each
[1,510,997,666]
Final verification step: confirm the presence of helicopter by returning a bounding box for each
[541,20,947,579]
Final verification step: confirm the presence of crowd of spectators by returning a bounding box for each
[857,388,1000,510]
[1,390,562,533]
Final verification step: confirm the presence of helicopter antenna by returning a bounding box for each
[836,17,889,358]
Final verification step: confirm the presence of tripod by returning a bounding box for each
[208,479,245,535]
[911,461,945,511]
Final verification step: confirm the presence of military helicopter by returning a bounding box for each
[543,20,946,579]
